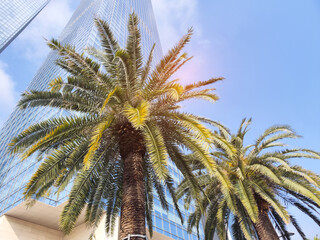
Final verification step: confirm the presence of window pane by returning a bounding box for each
[177,227,183,238]
[155,216,162,228]
[170,222,177,235]
[184,230,189,240]
[163,220,170,232]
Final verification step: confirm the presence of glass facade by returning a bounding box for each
[0,0,204,239]
[0,0,50,53]
[152,159,204,240]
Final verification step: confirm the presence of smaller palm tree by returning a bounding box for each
[178,118,320,240]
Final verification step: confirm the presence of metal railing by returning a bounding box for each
[122,234,148,240]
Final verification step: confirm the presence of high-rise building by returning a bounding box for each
[0,0,204,239]
[0,0,50,53]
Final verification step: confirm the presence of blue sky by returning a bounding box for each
[0,0,319,238]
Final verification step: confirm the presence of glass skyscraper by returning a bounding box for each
[0,0,204,239]
[0,0,50,53]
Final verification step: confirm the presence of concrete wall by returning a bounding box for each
[147,231,174,240]
[0,215,63,240]
[64,216,118,240]
[0,214,128,240]
[0,207,170,240]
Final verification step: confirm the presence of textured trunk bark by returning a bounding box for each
[254,197,280,240]
[119,123,146,240]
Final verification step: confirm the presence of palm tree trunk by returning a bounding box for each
[119,123,146,240]
[254,197,279,240]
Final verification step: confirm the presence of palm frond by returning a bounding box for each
[143,28,193,95]
[18,90,99,113]
[60,148,107,234]
[124,101,149,129]
[140,44,155,87]
[184,77,224,92]
[234,181,258,222]
[94,18,119,58]
[290,215,307,240]
[83,118,113,168]
[126,12,143,89]
[142,122,168,180]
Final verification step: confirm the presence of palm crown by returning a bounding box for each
[9,13,223,238]
[178,118,320,240]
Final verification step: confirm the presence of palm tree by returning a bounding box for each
[9,13,223,239]
[177,118,320,240]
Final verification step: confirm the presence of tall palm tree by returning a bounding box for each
[9,13,223,239]
[177,118,320,240]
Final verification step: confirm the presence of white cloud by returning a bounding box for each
[0,61,17,126]
[151,0,212,84]
[151,0,202,52]
[15,0,74,61]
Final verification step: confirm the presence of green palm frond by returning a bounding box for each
[255,125,296,148]
[114,49,131,91]
[180,89,219,103]
[94,18,119,58]
[231,216,247,240]
[290,216,307,240]
[170,112,213,144]
[142,122,168,180]
[9,12,226,237]
[166,144,201,196]
[291,201,320,226]
[55,140,91,194]
[126,13,142,87]
[163,82,184,101]
[143,28,193,96]
[251,182,289,223]
[178,119,320,239]
[24,142,77,199]
[196,117,231,140]
[269,209,291,240]
[83,118,113,168]
[246,164,281,184]
[8,116,84,153]
[19,90,99,113]
[49,76,63,92]
[178,131,216,174]
[48,39,106,86]
[234,181,258,222]
[213,169,236,212]
[147,159,169,211]
[60,149,107,234]
[124,100,149,129]
[165,176,184,224]
[281,177,320,206]
[140,44,155,87]
[184,77,224,91]
[100,86,119,114]
[15,116,98,160]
